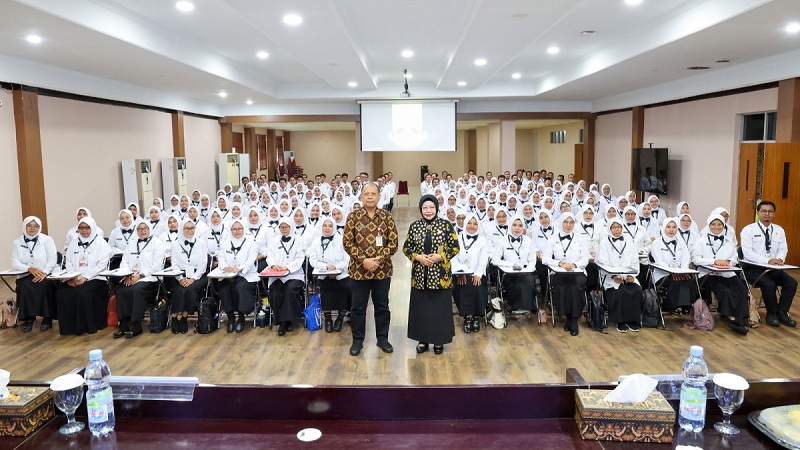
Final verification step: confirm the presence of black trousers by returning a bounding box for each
[744,266,797,314]
[350,278,391,344]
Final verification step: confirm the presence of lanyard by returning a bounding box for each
[180,242,194,259]
[559,235,573,256]
[661,238,676,258]
[757,222,772,252]
[581,223,594,238]
[321,237,332,254]
[507,234,522,259]
[706,235,723,257]
[462,234,478,252]
[24,239,38,258]
[608,237,627,258]
[624,223,638,239]
[280,238,295,256]
[134,237,151,256]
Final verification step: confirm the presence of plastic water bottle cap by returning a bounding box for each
[690,345,703,357]
[89,349,103,361]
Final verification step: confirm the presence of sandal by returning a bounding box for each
[416,343,429,354]
[433,345,444,355]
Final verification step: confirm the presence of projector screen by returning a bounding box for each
[360,101,457,151]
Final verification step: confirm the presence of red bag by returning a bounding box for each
[107,295,118,327]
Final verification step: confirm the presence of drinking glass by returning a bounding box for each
[713,373,749,435]
[50,373,85,435]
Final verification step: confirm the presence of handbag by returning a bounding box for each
[748,294,761,328]
[304,293,322,331]
[107,295,118,327]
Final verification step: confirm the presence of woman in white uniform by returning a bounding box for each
[451,213,489,333]
[533,210,555,301]
[148,206,167,237]
[651,217,697,314]
[108,209,136,253]
[64,207,104,252]
[114,220,166,339]
[11,216,58,332]
[543,212,589,336]
[308,217,351,333]
[217,218,259,333]
[167,218,208,334]
[596,218,644,333]
[57,217,112,335]
[493,216,538,314]
[266,217,307,336]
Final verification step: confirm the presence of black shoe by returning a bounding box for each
[627,323,639,332]
[617,323,628,333]
[235,316,245,333]
[113,330,126,339]
[472,317,480,332]
[40,318,52,331]
[766,314,780,327]
[463,317,472,334]
[22,320,34,333]
[376,341,394,353]
[325,317,333,333]
[433,345,444,355]
[571,319,579,336]
[180,317,189,334]
[333,316,344,332]
[171,317,180,334]
[278,322,287,336]
[779,312,797,327]
[287,322,294,332]
[416,343,429,354]
[227,317,235,333]
[730,321,749,335]
[349,342,363,356]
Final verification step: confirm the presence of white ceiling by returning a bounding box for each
[1,0,798,117]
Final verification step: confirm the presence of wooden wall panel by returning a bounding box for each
[244,127,256,177]
[220,122,233,153]
[13,87,48,234]
[266,129,276,180]
[735,143,760,235]
[777,78,800,143]
[172,112,185,158]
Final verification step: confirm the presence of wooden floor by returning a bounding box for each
[2,206,800,386]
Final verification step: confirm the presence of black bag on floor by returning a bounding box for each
[148,298,169,333]
[641,288,660,328]
[195,297,219,334]
[587,291,606,332]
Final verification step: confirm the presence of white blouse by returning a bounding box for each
[493,234,537,269]
[11,234,58,277]
[692,233,739,279]
[218,237,260,283]
[265,235,306,286]
[170,238,208,281]
[65,236,113,281]
[650,237,691,282]
[307,234,350,281]
[596,235,641,289]
[119,236,166,283]
[543,233,589,274]
[452,233,489,276]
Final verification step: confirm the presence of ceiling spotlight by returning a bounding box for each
[256,51,269,59]
[246,99,253,105]
[218,91,228,98]
[401,49,414,58]
[176,1,194,12]
[457,81,467,87]
[474,58,487,66]
[512,72,521,80]
[348,81,358,88]
[283,14,303,26]
[547,46,560,55]
[624,0,643,5]
[26,34,42,44]
[786,22,800,34]
[580,30,596,36]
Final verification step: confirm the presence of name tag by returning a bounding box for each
[79,256,88,268]
[376,235,383,247]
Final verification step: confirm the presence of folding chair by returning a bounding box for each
[397,181,410,207]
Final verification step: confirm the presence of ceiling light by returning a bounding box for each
[348,81,358,87]
[218,91,228,98]
[686,66,710,70]
[401,49,414,58]
[624,0,643,5]
[25,34,42,44]
[457,81,467,87]
[246,99,253,105]
[580,30,596,36]
[474,58,487,66]
[175,1,194,12]
[283,14,303,26]
[786,22,800,34]
[547,46,560,55]
[511,73,521,80]
[256,51,269,59]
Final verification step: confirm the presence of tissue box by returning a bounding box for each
[0,386,55,436]
[575,389,676,443]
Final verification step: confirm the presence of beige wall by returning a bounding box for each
[184,115,221,196]
[39,97,173,238]
[0,90,22,262]
[642,88,778,222]
[488,123,501,174]
[595,110,633,190]
[515,129,534,172]
[288,130,357,180]
[534,121,583,178]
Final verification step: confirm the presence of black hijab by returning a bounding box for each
[418,194,439,254]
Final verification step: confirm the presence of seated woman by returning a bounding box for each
[109,209,136,254]
[204,209,226,258]
[114,220,166,339]
[533,210,555,302]
[543,212,590,336]
[575,205,600,291]
[677,213,699,253]
[493,216,538,315]
[57,217,112,335]
[596,218,644,333]
[266,218,307,336]
[245,206,270,272]
[692,214,749,335]
[308,217,351,333]
[167,218,209,334]
[64,207,104,252]
[622,206,652,286]
[186,205,209,238]
[331,206,348,236]
[651,217,697,314]
[11,216,58,332]
[126,202,142,222]
[452,213,489,333]
[217,219,259,333]
[148,205,167,237]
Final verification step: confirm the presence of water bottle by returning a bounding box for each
[84,349,116,436]
[678,345,708,432]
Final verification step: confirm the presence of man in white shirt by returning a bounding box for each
[384,172,397,212]
[420,173,433,196]
[740,200,797,327]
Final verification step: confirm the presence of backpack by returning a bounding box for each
[587,291,606,332]
[304,293,322,331]
[641,289,661,328]
[195,297,219,334]
[685,298,715,331]
[149,297,170,333]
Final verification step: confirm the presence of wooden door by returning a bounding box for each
[735,143,760,235]
[573,144,583,182]
[761,143,800,265]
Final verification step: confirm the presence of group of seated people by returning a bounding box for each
[9,168,796,341]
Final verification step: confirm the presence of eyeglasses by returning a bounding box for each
[759,210,775,214]
[77,226,91,230]
[183,226,196,231]
[26,223,40,228]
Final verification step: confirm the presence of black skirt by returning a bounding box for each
[116,281,158,322]
[318,277,351,312]
[551,273,587,317]
[218,277,257,314]
[501,272,537,311]
[167,276,207,314]
[703,276,748,320]
[407,288,455,345]
[605,283,644,324]
[56,279,108,335]
[16,276,57,320]
[659,276,697,310]
[269,279,304,323]
[452,275,487,316]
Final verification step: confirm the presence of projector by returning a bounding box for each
[401,91,411,98]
